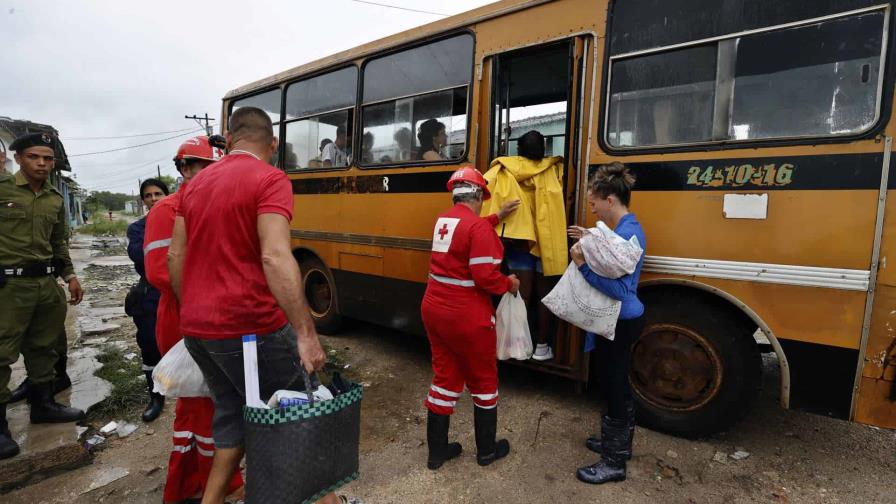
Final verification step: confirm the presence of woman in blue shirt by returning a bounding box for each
[568,162,645,485]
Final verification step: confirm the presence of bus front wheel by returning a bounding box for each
[299,256,342,334]
[630,291,761,438]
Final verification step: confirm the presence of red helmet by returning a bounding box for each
[446,165,491,200]
[173,136,223,163]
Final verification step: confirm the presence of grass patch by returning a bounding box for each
[88,345,146,422]
[80,218,129,236]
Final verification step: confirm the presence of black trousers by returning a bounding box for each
[133,298,162,370]
[595,315,645,419]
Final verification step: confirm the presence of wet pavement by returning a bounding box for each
[0,235,133,490]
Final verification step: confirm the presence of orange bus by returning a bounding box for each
[222,0,896,436]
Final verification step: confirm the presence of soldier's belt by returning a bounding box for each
[1,263,57,277]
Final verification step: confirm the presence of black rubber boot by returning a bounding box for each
[8,380,28,403]
[474,406,510,467]
[576,415,628,484]
[141,371,164,423]
[0,403,20,460]
[53,353,72,394]
[426,411,462,470]
[28,381,85,424]
[586,400,635,459]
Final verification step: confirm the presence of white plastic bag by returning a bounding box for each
[496,293,533,360]
[152,339,211,398]
[581,221,643,277]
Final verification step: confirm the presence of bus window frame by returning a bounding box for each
[281,63,359,174]
[356,30,476,170]
[598,3,895,155]
[227,85,286,169]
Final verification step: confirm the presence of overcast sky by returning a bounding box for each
[1,0,493,194]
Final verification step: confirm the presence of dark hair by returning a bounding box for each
[517,130,545,160]
[336,126,346,138]
[417,119,446,159]
[589,162,635,207]
[229,106,274,144]
[140,178,169,198]
[319,138,332,151]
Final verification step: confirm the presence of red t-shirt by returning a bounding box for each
[176,153,294,339]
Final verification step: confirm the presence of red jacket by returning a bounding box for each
[423,204,512,312]
[144,191,181,355]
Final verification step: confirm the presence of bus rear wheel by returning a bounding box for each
[630,292,761,438]
[299,256,342,334]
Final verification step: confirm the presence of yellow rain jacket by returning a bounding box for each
[481,156,567,276]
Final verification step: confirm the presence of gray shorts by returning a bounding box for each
[184,324,305,448]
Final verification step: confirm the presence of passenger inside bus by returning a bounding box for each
[308,138,332,169]
[322,126,348,167]
[482,130,566,361]
[417,119,447,161]
[361,131,375,164]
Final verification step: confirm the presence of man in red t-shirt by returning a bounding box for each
[169,107,329,504]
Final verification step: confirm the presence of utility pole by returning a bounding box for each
[157,165,161,178]
[185,113,215,136]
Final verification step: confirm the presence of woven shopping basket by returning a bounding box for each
[243,371,363,503]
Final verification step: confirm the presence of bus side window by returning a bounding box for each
[360,34,474,166]
[283,66,358,170]
[232,89,283,167]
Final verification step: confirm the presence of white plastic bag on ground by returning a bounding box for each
[152,339,211,398]
[541,222,643,340]
[496,293,533,360]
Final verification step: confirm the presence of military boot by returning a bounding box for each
[585,400,635,459]
[53,352,72,394]
[141,371,164,422]
[28,381,85,424]
[474,405,510,467]
[8,380,28,403]
[0,403,20,460]
[426,411,462,470]
[576,415,628,484]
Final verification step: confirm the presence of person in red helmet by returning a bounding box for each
[144,136,243,503]
[422,165,521,470]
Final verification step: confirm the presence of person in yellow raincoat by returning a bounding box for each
[481,130,566,361]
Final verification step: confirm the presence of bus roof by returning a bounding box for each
[223,0,550,100]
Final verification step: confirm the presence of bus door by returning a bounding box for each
[483,37,591,381]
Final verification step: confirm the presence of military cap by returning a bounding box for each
[10,132,57,152]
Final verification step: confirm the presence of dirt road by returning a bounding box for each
[4,251,895,503]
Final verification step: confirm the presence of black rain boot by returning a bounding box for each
[585,400,635,459]
[426,411,462,470]
[576,415,628,484]
[474,405,510,467]
[53,353,72,394]
[28,381,85,424]
[141,371,164,423]
[0,403,20,460]
[8,380,29,403]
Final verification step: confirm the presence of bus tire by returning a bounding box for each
[630,292,761,438]
[299,255,342,334]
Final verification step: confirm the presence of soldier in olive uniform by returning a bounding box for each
[0,133,86,460]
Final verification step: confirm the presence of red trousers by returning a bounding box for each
[421,294,499,415]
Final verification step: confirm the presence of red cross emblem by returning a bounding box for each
[437,223,450,239]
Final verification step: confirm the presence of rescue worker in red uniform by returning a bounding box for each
[144,136,243,503]
[423,166,521,470]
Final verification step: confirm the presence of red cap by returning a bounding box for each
[174,136,223,163]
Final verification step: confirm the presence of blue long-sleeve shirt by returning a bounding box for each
[579,213,645,352]
[126,216,161,305]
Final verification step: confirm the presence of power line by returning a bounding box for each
[68,128,204,157]
[349,0,449,17]
[63,126,203,141]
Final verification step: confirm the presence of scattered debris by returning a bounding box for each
[666,449,679,459]
[81,467,129,494]
[115,422,138,438]
[85,435,106,450]
[712,451,728,464]
[99,421,119,435]
[123,352,137,361]
[730,450,751,461]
